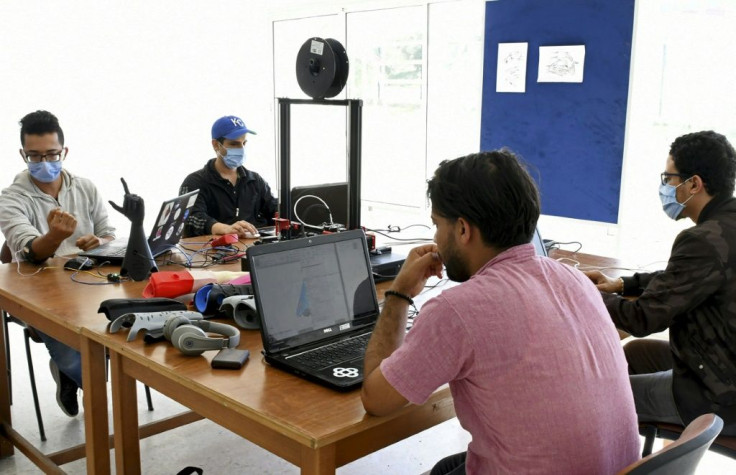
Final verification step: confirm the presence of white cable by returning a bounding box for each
[293,194,333,230]
[14,248,45,276]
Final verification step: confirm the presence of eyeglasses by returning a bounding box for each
[660,172,690,186]
[22,150,66,163]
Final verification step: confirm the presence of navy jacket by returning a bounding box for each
[179,158,278,236]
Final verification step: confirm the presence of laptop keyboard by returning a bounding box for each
[105,247,127,257]
[288,332,371,370]
[86,245,126,257]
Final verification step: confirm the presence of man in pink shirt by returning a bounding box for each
[361,150,639,474]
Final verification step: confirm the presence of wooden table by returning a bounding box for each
[0,244,629,474]
[0,246,455,474]
[0,257,140,473]
[90,313,455,474]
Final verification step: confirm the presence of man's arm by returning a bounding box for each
[584,269,659,296]
[361,243,443,416]
[75,234,114,251]
[180,175,216,237]
[211,220,258,237]
[599,232,723,336]
[257,177,279,225]
[362,296,411,416]
[76,180,116,251]
[28,208,77,261]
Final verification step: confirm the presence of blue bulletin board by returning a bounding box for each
[480,0,636,223]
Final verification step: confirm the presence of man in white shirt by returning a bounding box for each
[0,110,115,416]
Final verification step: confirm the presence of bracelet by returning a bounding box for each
[22,237,47,264]
[384,290,414,306]
[617,277,625,295]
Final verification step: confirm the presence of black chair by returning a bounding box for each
[639,418,736,460]
[620,413,723,474]
[1,241,154,442]
[2,241,47,440]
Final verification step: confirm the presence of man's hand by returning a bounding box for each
[389,243,443,297]
[75,234,111,251]
[46,208,77,242]
[583,270,621,294]
[220,220,258,238]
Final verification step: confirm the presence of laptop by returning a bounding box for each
[247,229,379,391]
[287,182,349,228]
[531,227,548,256]
[80,190,199,262]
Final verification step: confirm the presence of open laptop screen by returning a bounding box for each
[249,230,379,353]
[531,227,547,257]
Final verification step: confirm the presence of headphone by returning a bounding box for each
[163,315,240,356]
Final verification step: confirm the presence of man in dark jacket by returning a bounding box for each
[586,130,736,436]
[179,115,278,238]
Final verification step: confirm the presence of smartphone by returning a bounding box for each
[211,348,250,370]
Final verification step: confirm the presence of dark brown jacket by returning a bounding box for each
[604,195,736,432]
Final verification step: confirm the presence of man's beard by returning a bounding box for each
[441,238,471,282]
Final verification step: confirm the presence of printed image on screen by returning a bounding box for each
[254,237,374,345]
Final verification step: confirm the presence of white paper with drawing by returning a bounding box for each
[537,45,585,83]
[496,42,528,93]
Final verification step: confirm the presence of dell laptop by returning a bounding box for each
[80,190,199,262]
[247,229,380,391]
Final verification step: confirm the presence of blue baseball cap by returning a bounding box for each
[211,115,257,140]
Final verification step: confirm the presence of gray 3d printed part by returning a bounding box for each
[220,295,260,330]
[110,310,203,341]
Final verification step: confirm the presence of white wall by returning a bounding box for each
[0,0,275,235]
[2,0,735,271]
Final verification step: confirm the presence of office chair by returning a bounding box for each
[639,418,736,460]
[619,413,723,474]
[1,242,154,442]
[2,241,47,440]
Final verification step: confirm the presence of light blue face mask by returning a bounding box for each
[27,161,62,183]
[219,146,245,169]
[658,177,693,220]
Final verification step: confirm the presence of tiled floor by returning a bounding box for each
[1,322,734,474]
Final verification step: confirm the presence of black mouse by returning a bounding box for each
[64,256,96,270]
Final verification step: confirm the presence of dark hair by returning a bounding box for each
[670,131,736,197]
[215,137,225,144]
[19,110,65,147]
[427,149,540,249]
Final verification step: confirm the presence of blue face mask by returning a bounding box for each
[27,161,62,183]
[219,146,245,169]
[658,178,693,220]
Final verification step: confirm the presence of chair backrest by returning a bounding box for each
[620,413,723,475]
[1,242,11,264]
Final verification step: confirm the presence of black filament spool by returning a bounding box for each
[296,37,349,99]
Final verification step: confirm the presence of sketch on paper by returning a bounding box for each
[496,42,528,93]
[538,45,585,83]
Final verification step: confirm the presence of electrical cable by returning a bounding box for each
[13,249,58,276]
[366,229,432,242]
[545,240,583,253]
[293,194,333,231]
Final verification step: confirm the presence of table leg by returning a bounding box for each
[110,351,141,475]
[301,444,336,475]
[80,337,111,474]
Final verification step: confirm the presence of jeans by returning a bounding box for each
[37,330,82,388]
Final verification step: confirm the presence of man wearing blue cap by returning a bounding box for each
[179,115,278,237]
